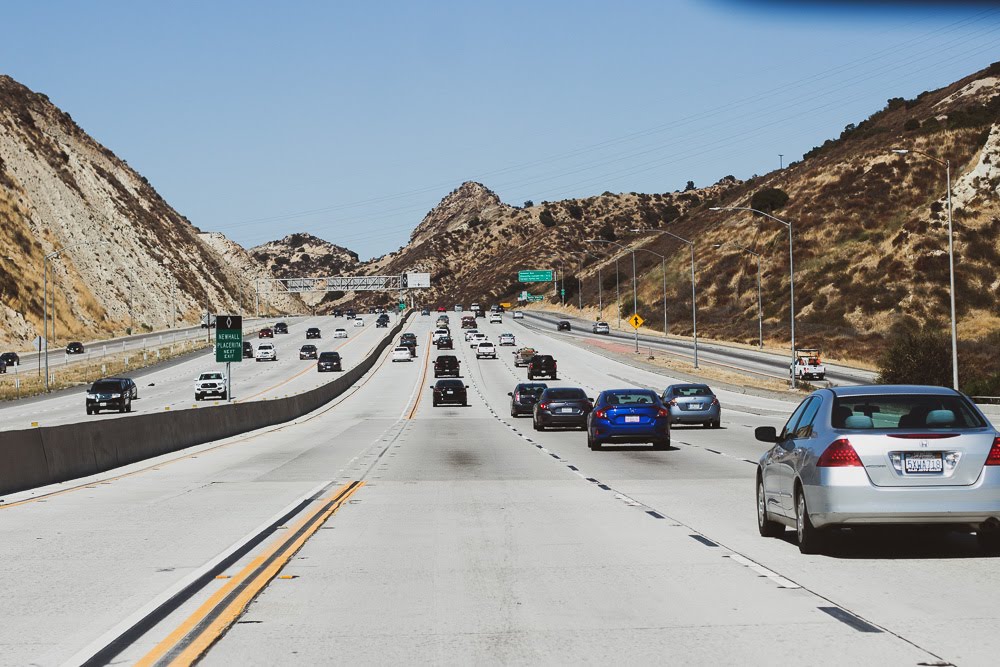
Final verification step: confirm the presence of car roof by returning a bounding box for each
[827,384,962,397]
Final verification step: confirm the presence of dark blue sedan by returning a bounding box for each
[586,389,671,450]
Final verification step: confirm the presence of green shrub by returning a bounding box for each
[876,331,951,387]
[539,209,556,227]
[750,187,790,213]
[903,118,921,132]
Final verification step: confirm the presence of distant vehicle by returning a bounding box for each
[470,302,481,314]
[242,341,254,358]
[392,346,413,362]
[513,347,536,367]
[432,329,450,342]
[431,379,468,407]
[376,317,389,328]
[401,332,418,345]
[527,354,557,380]
[66,341,85,354]
[201,314,216,328]
[476,342,497,359]
[258,327,273,338]
[436,306,447,313]
[434,355,461,378]
[353,318,364,327]
[469,332,488,347]
[256,343,277,361]
[464,328,480,341]
[587,389,671,451]
[512,311,524,319]
[398,339,417,356]
[435,336,454,350]
[86,377,133,414]
[317,351,342,372]
[421,309,430,316]
[461,315,477,329]
[661,384,721,428]
[107,377,138,400]
[491,304,505,313]
[592,322,610,335]
[333,328,348,338]
[755,385,1000,555]
[436,315,450,327]
[533,387,592,431]
[299,344,318,360]
[332,309,343,317]
[274,322,289,334]
[498,333,516,346]
[508,382,548,417]
[195,372,227,400]
[793,348,826,381]
[346,309,356,319]
[306,327,322,339]
[489,313,502,324]
[557,321,572,332]
[454,304,463,312]
[0,352,19,367]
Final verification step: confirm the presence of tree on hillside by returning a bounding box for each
[523,200,534,208]
[684,180,696,191]
[539,208,556,228]
[599,222,616,242]
[567,203,584,220]
[750,187,790,214]
[876,332,951,387]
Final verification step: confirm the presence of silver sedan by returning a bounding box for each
[756,385,1000,554]
[661,384,721,428]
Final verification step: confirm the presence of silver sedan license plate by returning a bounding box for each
[905,452,943,473]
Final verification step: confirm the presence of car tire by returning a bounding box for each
[588,435,601,450]
[86,407,93,415]
[433,399,438,407]
[221,391,228,400]
[652,439,670,450]
[795,486,825,554]
[703,421,711,428]
[712,419,721,429]
[757,476,785,538]
[977,530,1000,555]
[463,400,468,407]
[195,393,202,401]
[533,419,542,431]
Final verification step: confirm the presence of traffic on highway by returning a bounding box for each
[1,305,998,666]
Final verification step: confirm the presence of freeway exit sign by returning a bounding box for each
[215,314,243,362]
[518,270,554,282]
[526,295,544,302]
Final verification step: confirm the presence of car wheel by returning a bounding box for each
[652,438,670,450]
[712,419,721,429]
[195,393,202,401]
[588,434,601,450]
[795,486,825,554]
[757,476,785,538]
[119,402,127,414]
[432,399,438,407]
[977,529,1000,555]
[221,391,228,400]
[533,419,542,431]
[703,421,711,428]
[86,407,92,415]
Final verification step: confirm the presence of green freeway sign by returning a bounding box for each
[518,270,554,282]
[398,302,406,311]
[526,295,545,302]
[215,314,243,363]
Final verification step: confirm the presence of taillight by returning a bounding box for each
[986,437,1000,466]
[710,398,719,406]
[593,408,607,419]
[514,392,520,401]
[656,408,669,418]
[538,402,549,410]
[668,399,677,407]
[817,438,863,467]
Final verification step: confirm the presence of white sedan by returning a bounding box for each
[353,318,364,327]
[333,328,348,338]
[469,333,488,348]
[464,329,480,341]
[498,333,516,346]
[512,311,524,319]
[391,347,412,362]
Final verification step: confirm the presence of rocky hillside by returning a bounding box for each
[0,75,290,349]
[249,233,360,310]
[199,233,304,316]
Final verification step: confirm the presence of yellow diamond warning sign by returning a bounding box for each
[628,314,644,329]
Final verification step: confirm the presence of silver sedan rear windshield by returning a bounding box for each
[832,394,985,429]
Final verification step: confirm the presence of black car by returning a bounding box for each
[434,355,461,378]
[508,382,548,417]
[274,322,289,334]
[557,320,572,331]
[66,341,85,354]
[376,319,389,328]
[333,309,343,318]
[346,309,356,319]
[243,341,254,359]
[306,327,321,339]
[299,344,318,360]
[527,354,557,380]
[533,387,592,430]
[421,309,430,316]
[86,377,133,414]
[399,339,417,356]
[401,332,417,345]
[318,351,342,372]
[435,336,454,350]
[0,352,19,367]
[431,379,468,407]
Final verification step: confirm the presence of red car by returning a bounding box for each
[259,327,274,338]
[436,306,447,312]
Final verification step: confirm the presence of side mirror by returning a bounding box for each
[465,385,469,389]
[507,392,513,396]
[589,398,595,403]
[755,426,778,443]
[429,385,434,389]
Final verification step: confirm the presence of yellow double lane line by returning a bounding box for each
[405,332,434,420]
[136,481,364,667]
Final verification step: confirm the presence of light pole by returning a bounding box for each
[632,229,698,368]
[586,239,639,352]
[891,148,959,390]
[567,251,598,314]
[632,248,669,340]
[714,242,763,349]
[712,206,795,386]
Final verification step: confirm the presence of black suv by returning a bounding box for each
[431,379,468,407]
[435,336,454,350]
[527,354,557,380]
[508,382,548,417]
[66,341,85,354]
[376,314,390,328]
[243,341,254,358]
[0,352,19,367]
[557,320,572,331]
[318,351,342,372]
[434,355,461,378]
[333,309,343,317]
[86,377,133,414]
[274,322,289,334]
[306,327,321,339]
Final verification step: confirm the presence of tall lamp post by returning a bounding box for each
[632,247,669,340]
[714,242,763,349]
[711,206,795,386]
[586,239,638,352]
[633,229,698,368]
[567,251,601,313]
[891,148,959,390]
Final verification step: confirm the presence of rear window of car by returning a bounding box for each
[545,388,587,400]
[832,394,986,429]
[301,345,316,351]
[533,355,554,362]
[319,352,340,360]
[672,385,713,397]
[437,380,464,388]
[606,391,659,405]
[516,384,547,396]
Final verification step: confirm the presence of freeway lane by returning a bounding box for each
[1,312,998,665]
[0,314,389,432]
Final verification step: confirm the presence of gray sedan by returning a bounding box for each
[756,385,1000,554]
[661,384,720,428]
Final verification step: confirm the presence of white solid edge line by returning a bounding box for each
[61,479,332,667]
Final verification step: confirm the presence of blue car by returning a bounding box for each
[586,389,671,450]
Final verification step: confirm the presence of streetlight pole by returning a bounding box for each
[891,148,959,390]
[586,239,639,353]
[714,242,763,349]
[633,248,668,340]
[712,206,794,386]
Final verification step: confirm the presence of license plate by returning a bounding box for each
[690,403,702,410]
[100,402,107,406]
[904,453,943,473]
[558,408,573,414]
[445,390,454,395]
[625,415,640,423]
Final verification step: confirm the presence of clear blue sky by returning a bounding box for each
[2,1,998,260]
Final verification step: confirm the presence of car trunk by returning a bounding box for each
[607,405,658,426]
[848,431,995,487]
[673,395,713,412]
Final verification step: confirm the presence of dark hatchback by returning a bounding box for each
[587,389,670,450]
[0,352,19,367]
[274,322,289,334]
[86,377,133,414]
[431,379,468,407]
[317,351,342,372]
[300,344,318,360]
[243,341,254,358]
[508,382,548,417]
[434,355,461,378]
[435,336,454,350]
[527,354,557,380]
[306,327,321,339]
[557,320,572,331]
[333,309,343,317]
[66,341,85,354]
[533,387,592,430]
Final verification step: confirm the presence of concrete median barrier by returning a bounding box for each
[0,314,410,496]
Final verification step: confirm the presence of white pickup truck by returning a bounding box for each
[792,348,826,381]
[195,372,227,400]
